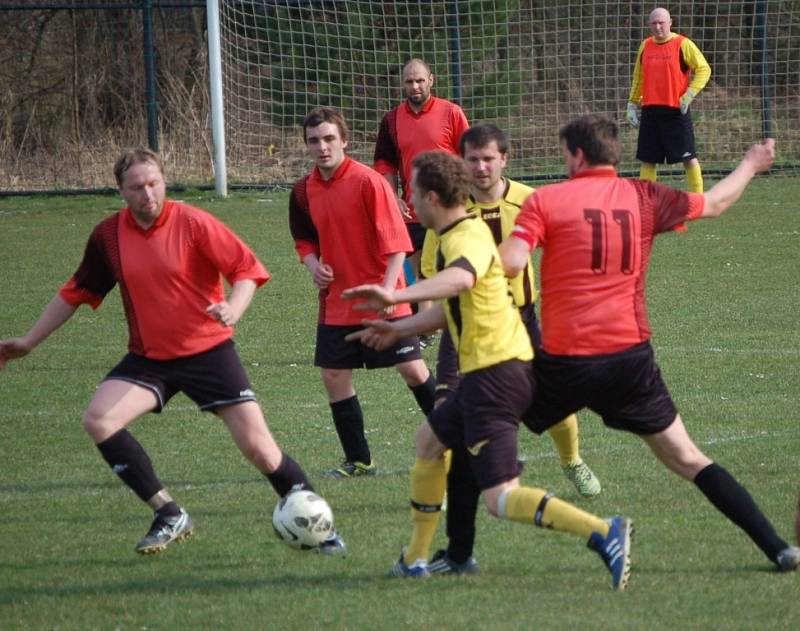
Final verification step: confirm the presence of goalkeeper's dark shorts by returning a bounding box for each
[637,105,697,164]
[522,341,678,436]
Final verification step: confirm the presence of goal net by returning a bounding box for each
[216,0,800,186]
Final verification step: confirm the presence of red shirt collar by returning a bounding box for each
[312,155,353,184]
[570,166,618,180]
[404,95,437,116]
[122,199,174,233]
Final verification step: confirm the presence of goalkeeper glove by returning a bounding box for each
[680,89,697,114]
[626,103,641,128]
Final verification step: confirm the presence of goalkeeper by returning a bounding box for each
[626,7,710,193]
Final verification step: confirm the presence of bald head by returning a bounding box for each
[402,58,434,111]
[648,7,672,41]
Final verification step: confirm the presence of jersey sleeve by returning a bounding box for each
[366,174,413,255]
[628,40,647,104]
[638,181,706,233]
[59,220,119,309]
[288,177,320,260]
[449,105,470,152]
[510,192,545,250]
[681,37,711,94]
[419,228,439,279]
[373,110,400,175]
[195,212,271,287]
[443,223,493,281]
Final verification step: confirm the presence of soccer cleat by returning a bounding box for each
[588,516,633,591]
[317,530,347,556]
[563,459,602,497]
[390,549,430,578]
[776,546,800,572]
[135,509,194,555]
[322,460,376,479]
[428,549,479,575]
[418,334,437,349]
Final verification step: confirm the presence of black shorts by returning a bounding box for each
[428,359,534,490]
[104,339,256,413]
[435,304,540,403]
[315,322,422,369]
[406,222,427,253]
[523,341,677,436]
[637,106,697,164]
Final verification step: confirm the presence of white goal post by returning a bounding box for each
[208,0,800,191]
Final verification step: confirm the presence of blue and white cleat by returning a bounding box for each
[390,549,430,578]
[135,509,194,555]
[588,516,632,590]
[317,530,347,556]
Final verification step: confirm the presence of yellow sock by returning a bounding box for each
[502,486,608,540]
[685,162,703,193]
[404,457,447,564]
[639,163,657,182]
[547,415,579,466]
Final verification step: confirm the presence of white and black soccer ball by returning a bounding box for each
[272,490,334,550]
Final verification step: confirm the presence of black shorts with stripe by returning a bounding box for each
[428,359,534,490]
[104,339,256,412]
[523,341,677,436]
[315,322,422,369]
[637,105,697,164]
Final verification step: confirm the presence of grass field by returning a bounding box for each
[1,176,798,630]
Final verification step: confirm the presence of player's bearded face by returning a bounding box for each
[403,69,433,106]
[120,161,166,228]
[464,142,507,192]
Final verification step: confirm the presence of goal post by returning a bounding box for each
[209,0,800,190]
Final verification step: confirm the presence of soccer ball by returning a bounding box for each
[272,490,334,550]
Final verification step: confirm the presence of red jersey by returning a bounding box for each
[373,96,469,222]
[641,35,690,108]
[289,156,413,325]
[512,168,705,355]
[60,200,270,360]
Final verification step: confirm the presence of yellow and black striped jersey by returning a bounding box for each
[421,178,537,307]
[436,214,532,373]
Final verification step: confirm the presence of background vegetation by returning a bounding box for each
[1,1,799,190]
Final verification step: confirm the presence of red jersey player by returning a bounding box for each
[500,114,799,572]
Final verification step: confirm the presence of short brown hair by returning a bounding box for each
[302,106,349,143]
[114,146,163,187]
[558,114,622,166]
[411,151,471,209]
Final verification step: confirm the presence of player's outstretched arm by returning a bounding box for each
[345,304,447,351]
[0,294,78,369]
[499,235,532,278]
[702,139,775,218]
[206,279,257,327]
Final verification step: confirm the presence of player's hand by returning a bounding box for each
[744,138,775,174]
[206,301,240,327]
[397,198,413,221]
[0,337,34,369]
[626,102,640,128]
[312,262,335,289]
[679,89,696,115]
[344,319,400,351]
[341,284,396,312]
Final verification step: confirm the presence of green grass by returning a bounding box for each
[1,178,799,630]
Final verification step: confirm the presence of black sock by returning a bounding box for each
[265,452,314,497]
[96,429,163,502]
[446,446,481,564]
[156,501,181,519]
[330,395,370,464]
[694,462,788,562]
[409,374,436,416]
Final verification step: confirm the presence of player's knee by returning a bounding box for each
[396,359,430,385]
